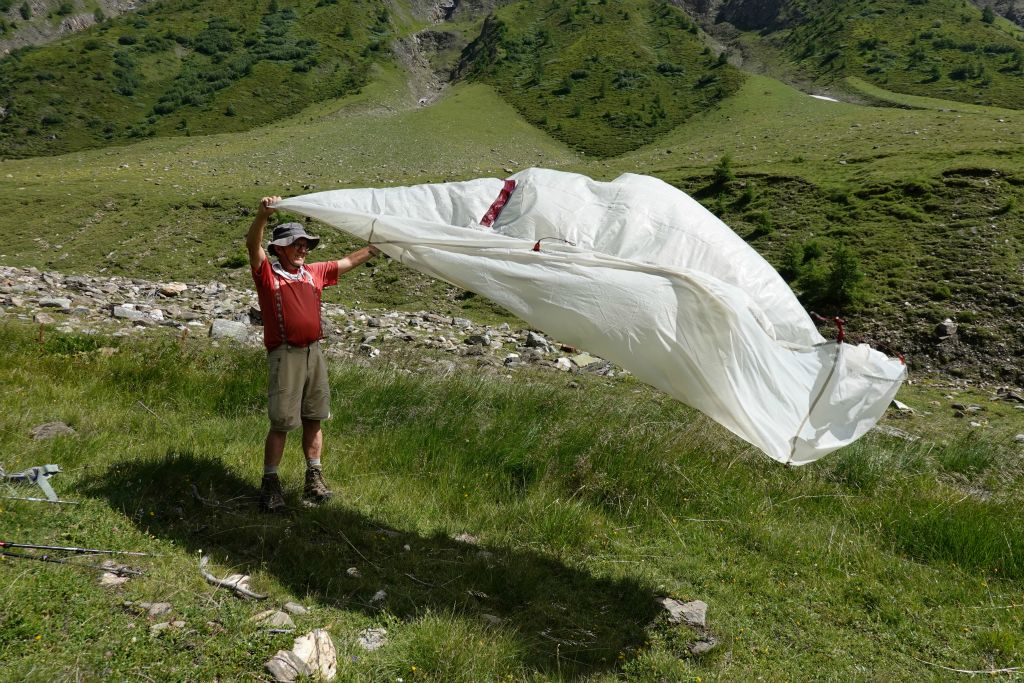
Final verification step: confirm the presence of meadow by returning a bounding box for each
[1,3,1023,677]
[1,322,1022,681]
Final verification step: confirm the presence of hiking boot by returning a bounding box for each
[303,465,332,504]
[259,473,286,513]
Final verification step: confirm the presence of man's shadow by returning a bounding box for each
[84,450,662,678]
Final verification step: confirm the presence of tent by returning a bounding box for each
[275,168,906,465]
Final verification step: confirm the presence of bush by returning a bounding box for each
[19,1,31,20]
[824,244,864,308]
[711,154,734,188]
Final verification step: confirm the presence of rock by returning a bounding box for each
[525,331,549,349]
[481,614,503,625]
[453,532,479,545]
[873,425,919,442]
[452,317,472,329]
[503,353,521,366]
[689,635,718,655]
[150,622,172,636]
[265,650,307,683]
[466,334,491,346]
[655,597,707,628]
[98,560,132,587]
[356,627,388,652]
[370,589,387,605]
[570,353,602,370]
[158,283,188,297]
[248,306,263,325]
[253,610,295,628]
[29,421,76,440]
[283,602,308,615]
[33,312,56,324]
[891,399,914,414]
[555,357,573,372]
[209,318,248,341]
[38,297,71,310]
[935,318,957,338]
[266,629,337,682]
[346,567,362,578]
[112,305,147,322]
[140,602,173,617]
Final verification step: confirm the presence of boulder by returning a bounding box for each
[209,319,249,341]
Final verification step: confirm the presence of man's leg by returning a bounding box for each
[301,343,333,504]
[300,419,322,463]
[265,429,287,469]
[260,430,288,512]
[302,419,332,503]
[262,345,301,512]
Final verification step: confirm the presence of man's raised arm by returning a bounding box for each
[246,196,281,271]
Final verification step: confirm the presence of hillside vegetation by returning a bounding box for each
[723,0,1024,107]
[0,0,390,157]
[460,0,744,157]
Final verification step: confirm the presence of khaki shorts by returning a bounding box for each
[267,342,331,432]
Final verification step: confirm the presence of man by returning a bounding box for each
[247,195,379,512]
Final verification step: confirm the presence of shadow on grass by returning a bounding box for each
[83,450,661,678]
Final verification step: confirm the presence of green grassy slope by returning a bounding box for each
[460,0,745,157]
[1,325,1022,680]
[732,0,1024,107]
[0,0,391,158]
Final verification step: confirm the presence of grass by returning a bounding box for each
[1,322,1022,680]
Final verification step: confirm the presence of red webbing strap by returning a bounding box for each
[811,312,845,343]
[270,266,315,347]
[480,179,516,227]
[270,268,288,347]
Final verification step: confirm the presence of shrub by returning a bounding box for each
[824,244,864,307]
[712,154,734,188]
[19,1,31,19]
[779,240,804,281]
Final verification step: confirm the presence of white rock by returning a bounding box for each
[356,627,388,651]
[209,318,248,341]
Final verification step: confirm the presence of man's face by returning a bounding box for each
[280,239,310,267]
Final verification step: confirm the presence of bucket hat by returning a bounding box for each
[267,222,320,257]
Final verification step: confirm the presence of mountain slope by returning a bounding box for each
[459,0,744,157]
[0,0,390,158]
[705,0,1024,108]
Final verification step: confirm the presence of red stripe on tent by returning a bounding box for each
[480,179,516,227]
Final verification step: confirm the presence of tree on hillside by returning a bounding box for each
[19,1,30,20]
[982,6,996,24]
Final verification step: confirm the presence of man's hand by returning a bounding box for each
[258,196,281,219]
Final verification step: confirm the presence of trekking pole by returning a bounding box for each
[0,540,156,557]
[0,550,144,576]
[0,495,80,505]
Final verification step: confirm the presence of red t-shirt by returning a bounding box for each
[252,259,339,350]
